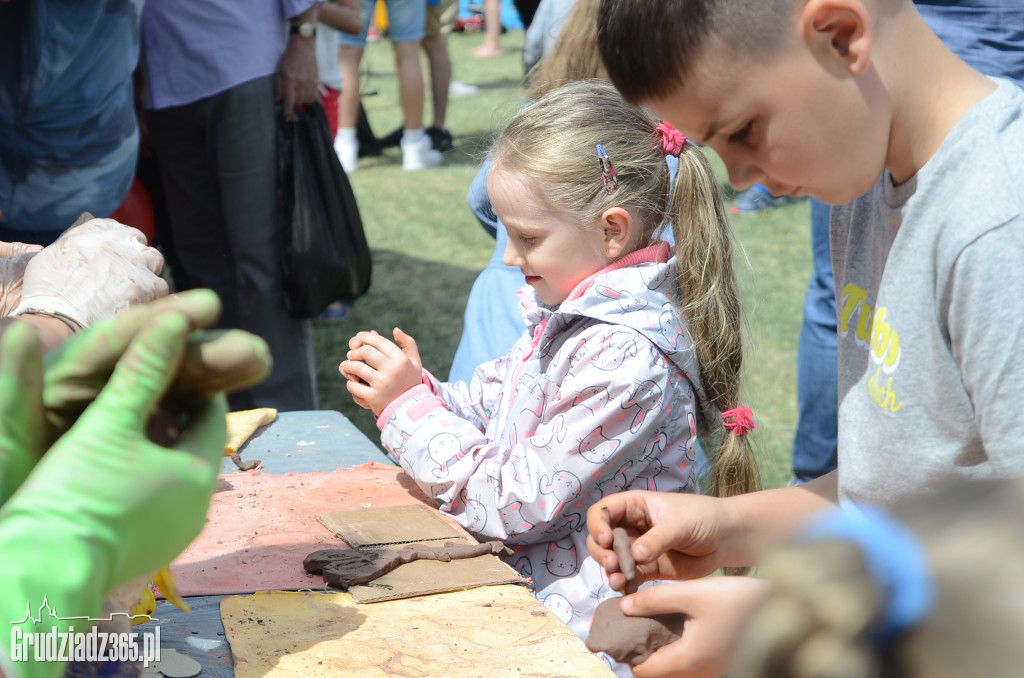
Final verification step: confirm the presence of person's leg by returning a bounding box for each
[422,35,450,130]
[391,39,426,131]
[791,197,838,483]
[387,0,440,170]
[335,1,373,172]
[335,44,365,172]
[213,76,317,411]
[472,0,503,57]
[145,101,240,325]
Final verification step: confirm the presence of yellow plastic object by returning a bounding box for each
[153,567,191,614]
[224,407,278,455]
[130,585,156,627]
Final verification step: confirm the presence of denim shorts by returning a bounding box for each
[337,0,426,46]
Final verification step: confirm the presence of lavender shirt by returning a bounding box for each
[141,0,319,110]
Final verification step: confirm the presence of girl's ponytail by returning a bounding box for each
[668,143,760,499]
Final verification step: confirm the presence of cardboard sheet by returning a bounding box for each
[317,503,463,547]
[168,463,450,596]
[315,504,527,603]
[221,588,616,677]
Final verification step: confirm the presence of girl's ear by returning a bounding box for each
[600,207,633,259]
[801,0,872,75]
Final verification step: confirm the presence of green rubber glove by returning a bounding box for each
[0,288,272,506]
[0,312,229,678]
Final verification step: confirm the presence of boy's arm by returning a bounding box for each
[587,473,838,589]
[319,0,362,34]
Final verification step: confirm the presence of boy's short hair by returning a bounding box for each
[597,0,795,103]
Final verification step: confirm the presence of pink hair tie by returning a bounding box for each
[721,405,756,437]
[657,121,687,157]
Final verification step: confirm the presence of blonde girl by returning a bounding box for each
[339,79,758,670]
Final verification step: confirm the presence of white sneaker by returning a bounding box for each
[401,133,443,171]
[334,135,359,174]
[449,80,479,99]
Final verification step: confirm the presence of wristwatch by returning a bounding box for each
[290,22,316,39]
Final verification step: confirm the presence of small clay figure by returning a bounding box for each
[304,541,513,588]
[611,527,638,594]
[586,527,685,666]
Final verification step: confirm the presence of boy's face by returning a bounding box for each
[642,41,891,205]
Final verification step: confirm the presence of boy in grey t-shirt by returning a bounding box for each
[585,0,1024,675]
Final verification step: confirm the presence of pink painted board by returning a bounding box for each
[165,462,471,597]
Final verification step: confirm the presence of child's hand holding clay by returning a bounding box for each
[340,327,423,416]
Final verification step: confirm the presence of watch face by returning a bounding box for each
[299,22,315,38]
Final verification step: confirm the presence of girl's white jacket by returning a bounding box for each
[375,242,715,656]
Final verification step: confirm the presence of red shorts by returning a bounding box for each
[319,86,340,139]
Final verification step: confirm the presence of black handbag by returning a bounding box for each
[276,101,372,318]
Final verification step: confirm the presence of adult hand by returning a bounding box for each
[275,32,318,121]
[587,491,733,591]
[0,311,227,594]
[42,288,272,442]
[13,217,167,328]
[340,328,423,416]
[0,311,232,678]
[0,247,41,316]
[0,323,46,506]
[621,577,770,678]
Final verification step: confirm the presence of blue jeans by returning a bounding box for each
[791,198,838,482]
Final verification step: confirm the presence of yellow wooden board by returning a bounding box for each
[221,587,615,677]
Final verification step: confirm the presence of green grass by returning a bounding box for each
[315,30,813,490]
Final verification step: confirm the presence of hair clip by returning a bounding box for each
[596,144,619,195]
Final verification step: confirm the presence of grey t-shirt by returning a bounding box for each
[831,78,1024,508]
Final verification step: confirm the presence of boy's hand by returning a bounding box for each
[587,491,730,590]
[340,328,423,416]
[619,577,769,678]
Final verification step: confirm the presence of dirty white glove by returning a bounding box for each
[0,242,43,316]
[13,217,168,329]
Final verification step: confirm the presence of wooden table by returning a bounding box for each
[152,410,613,677]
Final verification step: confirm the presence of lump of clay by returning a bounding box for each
[586,597,685,666]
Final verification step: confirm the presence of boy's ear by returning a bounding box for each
[600,207,633,259]
[801,0,872,74]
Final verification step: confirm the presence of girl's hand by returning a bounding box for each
[339,328,423,416]
[621,577,770,678]
[587,491,731,590]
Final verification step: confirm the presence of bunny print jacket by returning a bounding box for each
[375,241,715,649]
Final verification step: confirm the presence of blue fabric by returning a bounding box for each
[0,0,143,238]
[792,197,839,482]
[336,0,427,47]
[915,0,1024,89]
[802,505,935,646]
[140,0,319,110]
[448,221,527,382]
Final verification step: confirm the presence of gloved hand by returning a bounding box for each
[0,289,272,506]
[0,313,228,678]
[12,217,167,328]
[40,288,273,443]
[0,241,43,317]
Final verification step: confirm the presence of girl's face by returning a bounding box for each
[489,167,609,306]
